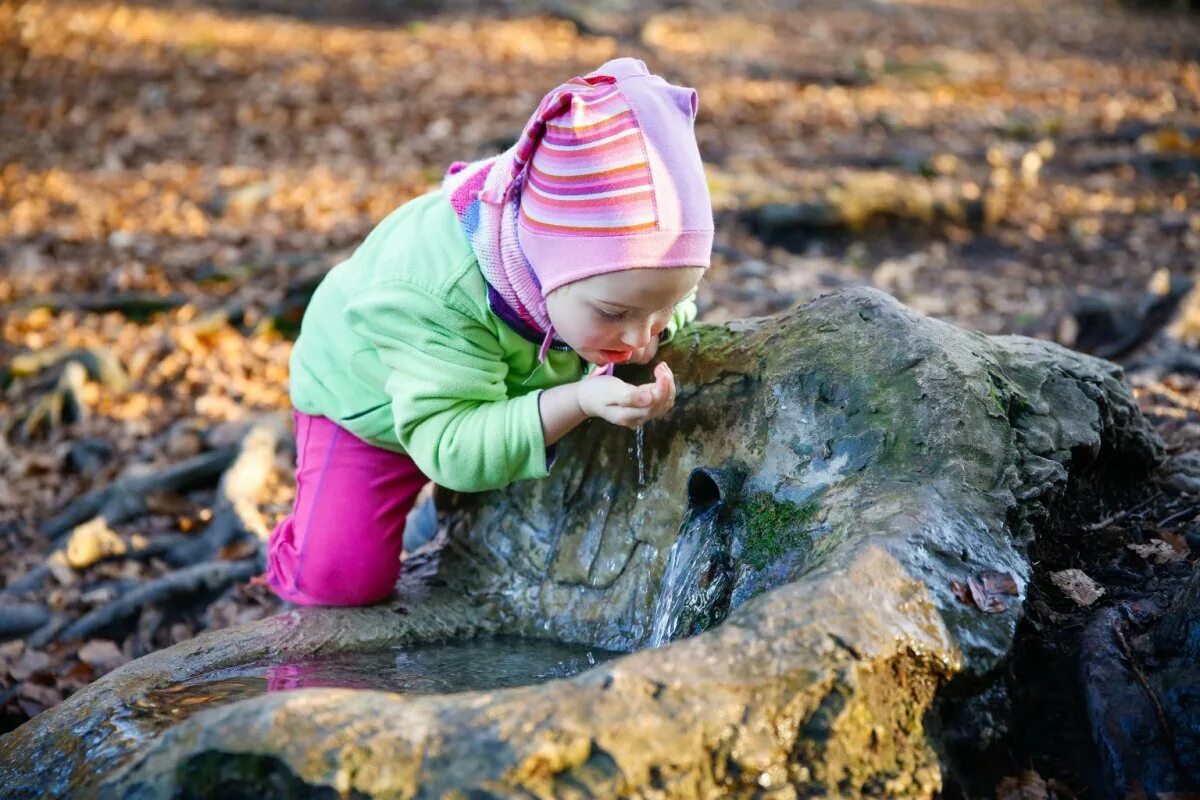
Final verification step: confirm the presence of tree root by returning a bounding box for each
[1153,565,1200,659]
[15,361,89,440]
[0,603,51,643]
[4,417,284,650]
[4,346,131,440]
[5,345,129,393]
[56,560,260,642]
[1112,618,1177,755]
[7,419,276,600]
[15,291,187,318]
[40,447,237,539]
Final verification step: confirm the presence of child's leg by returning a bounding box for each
[266,411,427,606]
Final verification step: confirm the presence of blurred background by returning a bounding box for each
[1,0,1198,788]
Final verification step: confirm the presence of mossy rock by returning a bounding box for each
[0,288,1162,798]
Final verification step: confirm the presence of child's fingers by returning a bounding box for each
[648,363,673,409]
[590,375,651,407]
[613,408,649,428]
[618,384,653,407]
[656,363,671,397]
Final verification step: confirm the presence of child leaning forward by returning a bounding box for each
[261,58,714,606]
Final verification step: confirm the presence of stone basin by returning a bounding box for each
[0,288,1163,798]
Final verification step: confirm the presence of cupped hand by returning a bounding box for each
[625,336,659,365]
[578,361,676,429]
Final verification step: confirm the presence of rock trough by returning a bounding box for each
[0,288,1163,798]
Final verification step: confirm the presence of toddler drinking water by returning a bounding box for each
[263,57,713,606]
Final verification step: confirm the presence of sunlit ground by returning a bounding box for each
[1,0,1198,744]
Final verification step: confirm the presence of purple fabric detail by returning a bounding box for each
[486,284,571,351]
[537,326,554,362]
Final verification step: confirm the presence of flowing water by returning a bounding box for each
[636,425,646,487]
[648,505,731,647]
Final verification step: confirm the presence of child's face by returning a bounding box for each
[545,267,704,366]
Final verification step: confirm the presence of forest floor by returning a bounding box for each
[2,0,1200,796]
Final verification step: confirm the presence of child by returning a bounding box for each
[263,57,713,606]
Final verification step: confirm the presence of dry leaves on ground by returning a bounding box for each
[1127,539,1187,564]
[952,570,1020,613]
[1049,568,1106,607]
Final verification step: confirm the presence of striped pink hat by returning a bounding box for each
[513,58,714,295]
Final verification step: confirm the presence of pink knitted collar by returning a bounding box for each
[444,156,568,364]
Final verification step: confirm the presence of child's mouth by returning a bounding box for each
[600,349,633,362]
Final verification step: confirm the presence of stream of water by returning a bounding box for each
[636,425,645,486]
[647,504,729,647]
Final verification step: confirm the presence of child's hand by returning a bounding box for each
[578,362,676,429]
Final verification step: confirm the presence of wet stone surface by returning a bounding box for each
[0,289,1166,799]
[121,637,615,742]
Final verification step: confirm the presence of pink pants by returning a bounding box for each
[265,411,428,606]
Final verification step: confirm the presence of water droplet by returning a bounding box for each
[586,651,596,665]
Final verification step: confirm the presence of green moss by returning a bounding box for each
[986,381,1007,418]
[985,369,1033,421]
[739,492,819,570]
[675,322,745,354]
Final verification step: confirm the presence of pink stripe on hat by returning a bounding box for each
[515,58,713,295]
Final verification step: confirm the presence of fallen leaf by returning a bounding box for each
[1050,568,1105,607]
[954,570,1020,613]
[1127,540,1184,564]
[996,769,1049,800]
[78,639,127,674]
[59,660,96,692]
[18,680,62,708]
[217,539,259,561]
[65,517,127,569]
[951,579,973,605]
[45,551,77,587]
[1158,530,1191,557]
[0,640,25,662]
[8,650,52,681]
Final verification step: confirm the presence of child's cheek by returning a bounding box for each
[582,322,620,348]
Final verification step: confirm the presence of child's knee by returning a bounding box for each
[294,551,402,607]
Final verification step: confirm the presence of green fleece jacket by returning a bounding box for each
[288,189,697,493]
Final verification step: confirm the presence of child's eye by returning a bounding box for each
[595,307,627,321]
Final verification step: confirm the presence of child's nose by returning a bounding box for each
[621,318,654,348]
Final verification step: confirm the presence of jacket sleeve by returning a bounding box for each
[344,280,551,493]
[659,286,699,344]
